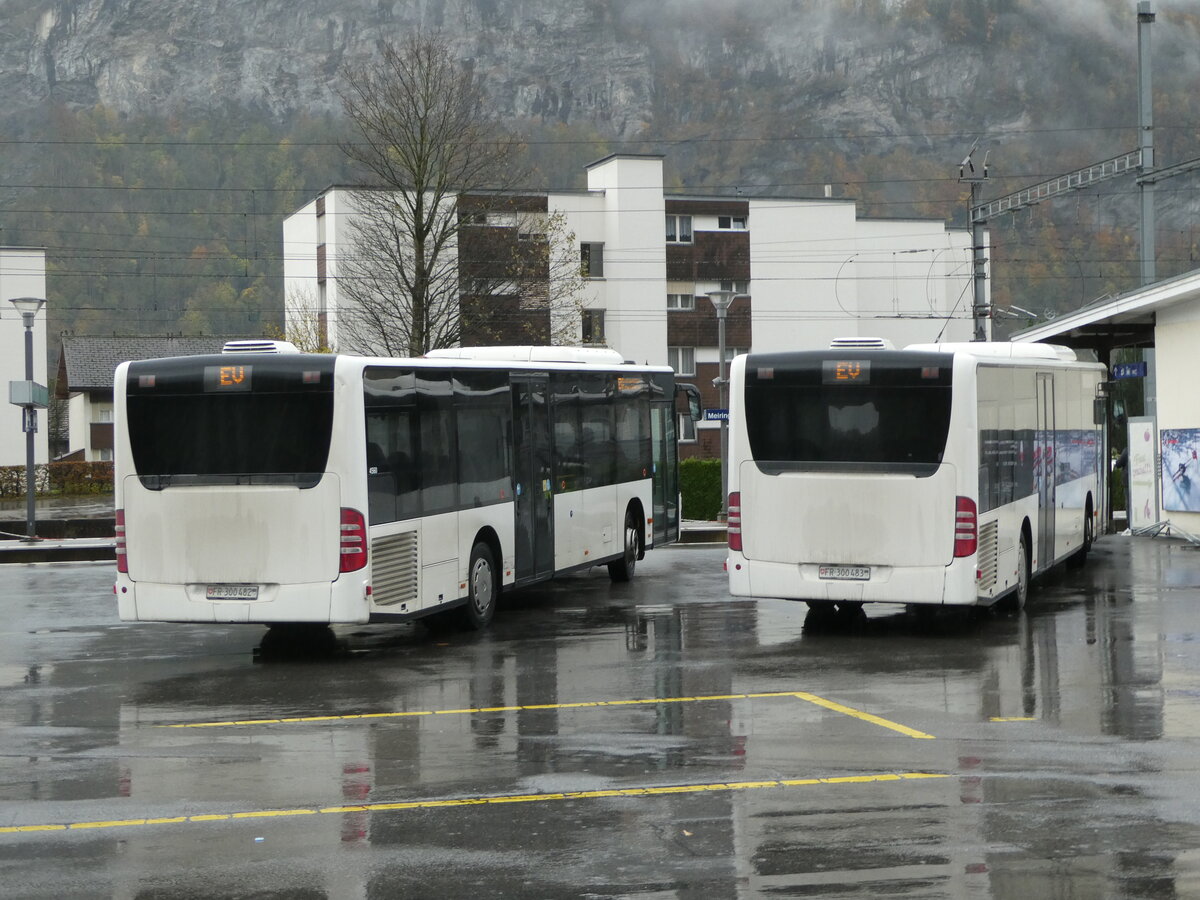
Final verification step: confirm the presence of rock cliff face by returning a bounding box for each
[6,0,1200,337]
[8,0,1176,146]
[15,0,665,137]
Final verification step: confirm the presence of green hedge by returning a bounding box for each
[680,457,722,521]
[0,461,114,497]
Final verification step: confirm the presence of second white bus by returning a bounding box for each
[725,341,1106,614]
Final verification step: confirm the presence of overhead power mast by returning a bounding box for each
[1138,1,1155,285]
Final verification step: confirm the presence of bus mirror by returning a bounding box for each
[675,383,702,421]
[1093,397,1106,427]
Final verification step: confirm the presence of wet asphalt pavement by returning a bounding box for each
[2,535,1200,898]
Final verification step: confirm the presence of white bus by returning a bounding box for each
[113,344,697,630]
[725,340,1106,615]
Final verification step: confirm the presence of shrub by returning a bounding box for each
[680,457,723,521]
[0,461,114,497]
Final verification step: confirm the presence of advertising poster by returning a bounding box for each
[1127,417,1159,529]
[1160,427,1200,513]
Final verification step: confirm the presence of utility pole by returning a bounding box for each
[959,144,990,342]
[1137,1,1156,286]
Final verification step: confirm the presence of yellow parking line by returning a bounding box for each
[0,771,950,836]
[989,716,1037,722]
[792,692,935,740]
[161,692,803,728]
[161,690,934,739]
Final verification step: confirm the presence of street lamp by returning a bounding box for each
[707,289,736,522]
[9,297,46,540]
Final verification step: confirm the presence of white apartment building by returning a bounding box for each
[282,154,976,456]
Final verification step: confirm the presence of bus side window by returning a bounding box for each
[367,441,387,474]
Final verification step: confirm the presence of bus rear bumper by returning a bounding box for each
[727,556,977,606]
[116,577,370,624]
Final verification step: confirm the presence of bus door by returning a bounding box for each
[651,400,679,546]
[1037,372,1055,569]
[512,376,554,582]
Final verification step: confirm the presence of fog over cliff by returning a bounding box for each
[4,0,1200,336]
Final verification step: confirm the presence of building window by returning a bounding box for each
[97,448,114,462]
[666,214,693,244]
[666,293,695,311]
[581,242,604,278]
[720,280,749,295]
[718,215,747,230]
[678,415,697,443]
[582,309,606,344]
[667,346,696,377]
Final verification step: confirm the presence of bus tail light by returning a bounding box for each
[727,492,742,552]
[954,496,977,558]
[115,509,128,573]
[339,508,368,573]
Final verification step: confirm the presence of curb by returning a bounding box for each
[0,540,115,564]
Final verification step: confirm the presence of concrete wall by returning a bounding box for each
[0,249,49,469]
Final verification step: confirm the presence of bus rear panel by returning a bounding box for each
[727,345,1104,610]
[727,350,977,606]
[115,354,369,624]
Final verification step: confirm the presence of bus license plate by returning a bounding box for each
[206,584,260,601]
[818,566,870,581]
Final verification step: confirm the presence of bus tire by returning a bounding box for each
[608,506,641,582]
[1012,532,1031,612]
[1068,499,1093,569]
[460,541,498,630]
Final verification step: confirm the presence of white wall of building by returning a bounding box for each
[748,201,972,353]
[281,195,322,344]
[0,248,49,469]
[584,156,669,366]
[66,394,114,463]
[549,188,608,346]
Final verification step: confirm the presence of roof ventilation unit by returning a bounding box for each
[221,340,301,354]
[426,345,626,365]
[828,337,896,350]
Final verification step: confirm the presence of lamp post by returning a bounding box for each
[9,297,46,540]
[707,290,736,522]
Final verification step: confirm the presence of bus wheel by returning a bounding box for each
[1068,504,1093,569]
[1012,533,1031,612]
[460,541,498,630]
[608,507,640,582]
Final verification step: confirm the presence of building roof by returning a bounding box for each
[1013,266,1200,352]
[57,336,234,393]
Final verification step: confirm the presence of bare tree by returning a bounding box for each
[268,286,333,353]
[458,204,587,347]
[337,33,564,356]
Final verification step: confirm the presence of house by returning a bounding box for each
[282,154,976,459]
[56,336,231,461]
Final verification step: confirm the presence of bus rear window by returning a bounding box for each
[126,358,334,489]
[743,353,953,476]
